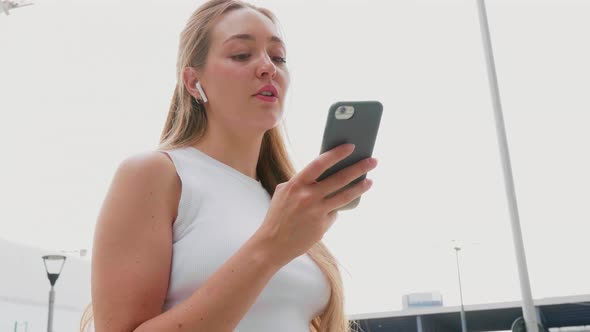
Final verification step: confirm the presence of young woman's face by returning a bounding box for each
[199,8,289,134]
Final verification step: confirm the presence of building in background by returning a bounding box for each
[352,295,590,332]
[403,292,444,310]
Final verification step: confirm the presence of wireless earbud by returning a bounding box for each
[195,81,208,103]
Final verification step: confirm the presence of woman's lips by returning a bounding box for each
[254,95,277,102]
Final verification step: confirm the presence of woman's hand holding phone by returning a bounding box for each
[253,143,378,268]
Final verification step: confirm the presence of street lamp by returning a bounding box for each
[475,1,539,331]
[454,245,468,332]
[42,255,66,332]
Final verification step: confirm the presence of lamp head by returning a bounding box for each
[42,255,67,286]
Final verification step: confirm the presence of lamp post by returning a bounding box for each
[476,1,540,331]
[42,255,66,332]
[453,245,468,332]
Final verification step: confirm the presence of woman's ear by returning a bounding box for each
[182,67,204,101]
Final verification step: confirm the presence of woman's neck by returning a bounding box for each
[192,125,264,181]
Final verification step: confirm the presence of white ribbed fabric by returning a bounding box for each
[158,146,331,332]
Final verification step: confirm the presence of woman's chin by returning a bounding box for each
[259,105,283,121]
[261,117,282,131]
[255,113,283,132]
[236,104,283,133]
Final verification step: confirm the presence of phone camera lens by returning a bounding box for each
[334,105,355,120]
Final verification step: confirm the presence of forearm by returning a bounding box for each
[134,234,281,332]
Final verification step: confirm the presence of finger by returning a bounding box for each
[322,178,373,212]
[315,157,377,198]
[294,144,355,185]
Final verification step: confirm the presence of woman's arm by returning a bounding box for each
[91,151,282,332]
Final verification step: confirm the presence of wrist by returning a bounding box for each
[248,230,285,271]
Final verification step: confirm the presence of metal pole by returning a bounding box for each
[475,1,540,331]
[454,247,468,332]
[47,286,55,332]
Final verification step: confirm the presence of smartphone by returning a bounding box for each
[316,101,383,210]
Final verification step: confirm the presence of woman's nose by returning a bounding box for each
[256,54,277,79]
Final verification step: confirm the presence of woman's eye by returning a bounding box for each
[230,53,286,64]
[272,56,287,64]
[231,54,251,61]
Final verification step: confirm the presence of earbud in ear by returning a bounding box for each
[195,81,208,103]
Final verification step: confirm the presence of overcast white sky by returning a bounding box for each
[1,0,589,316]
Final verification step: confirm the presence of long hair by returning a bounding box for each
[81,1,357,331]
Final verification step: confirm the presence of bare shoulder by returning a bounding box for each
[91,150,180,331]
[117,150,177,182]
[113,150,181,222]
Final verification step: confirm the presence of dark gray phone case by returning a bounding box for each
[316,100,383,210]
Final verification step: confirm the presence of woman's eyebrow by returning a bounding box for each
[222,33,284,46]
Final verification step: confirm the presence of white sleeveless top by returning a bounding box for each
[158,146,331,332]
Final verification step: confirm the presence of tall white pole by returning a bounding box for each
[454,247,468,332]
[47,286,55,332]
[475,1,539,331]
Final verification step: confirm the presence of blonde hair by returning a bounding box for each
[81,1,358,331]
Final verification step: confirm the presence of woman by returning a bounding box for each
[82,1,378,331]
